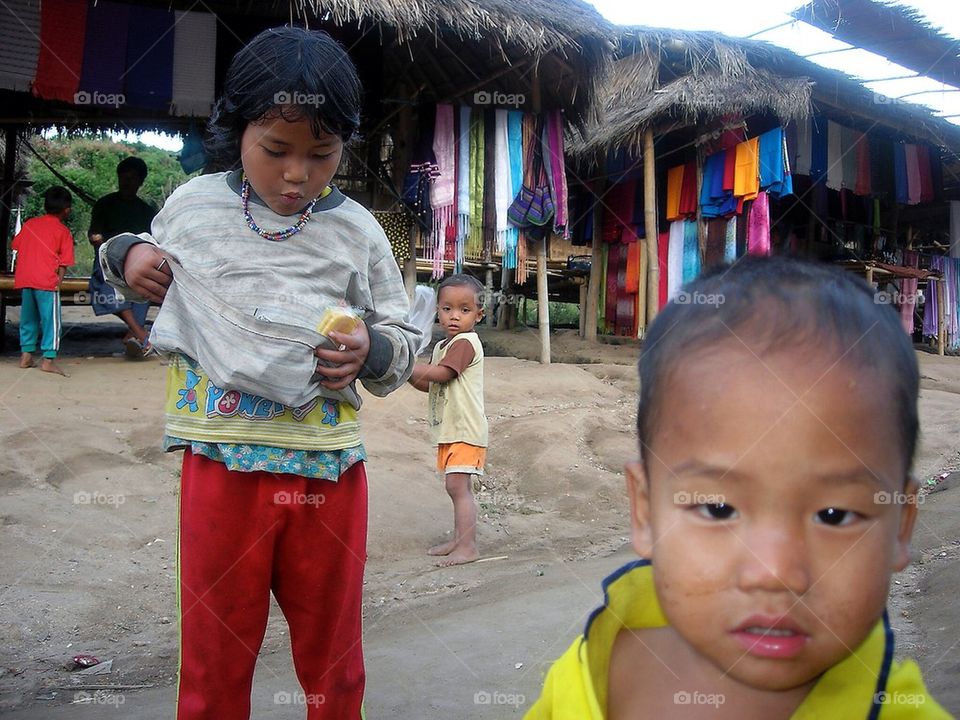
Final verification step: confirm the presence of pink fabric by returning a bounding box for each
[854,131,871,196]
[547,111,569,234]
[747,191,771,256]
[905,144,922,205]
[431,104,456,277]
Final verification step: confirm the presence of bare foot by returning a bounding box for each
[40,359,68,377]
[19,353,35,368]
[436,545,479,567]
[427,538,458,556]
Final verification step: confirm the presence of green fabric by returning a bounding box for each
[468,109,485,259]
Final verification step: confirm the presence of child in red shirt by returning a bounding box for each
[13,186,74,376]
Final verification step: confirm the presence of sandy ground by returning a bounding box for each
[0,309,959,717]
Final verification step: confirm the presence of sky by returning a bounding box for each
[588,0,960,124]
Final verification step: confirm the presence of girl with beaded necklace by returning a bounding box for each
[99,27,419,719]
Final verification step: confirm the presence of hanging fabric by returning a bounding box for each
[125,5,175,110]
[171,10,217,117]
[899,251,919,336]
[667,221,685,300]
[504,110,524,268]
[0,0,40,92]
[467,108,485,259]
[724,216,737,263]
[747,191,771,256]
[853,131,871,196]
[79,0,129,98]
[733,138,760,201]
[677,160,698,217]
[681,220,700,283]
[545,111,569,237]
[794,117,812,176]
[905,144,921,205]
[456,106,471,271]
[658,230,670,310]
[431,104,456,278]
[494,110,512,255]
[917,145,934,204]
[666,165,685,221]
[810,116,828,184]
[33,0,87,102]
[758,127,792,198]
[840,125,858,191]
[826,121,843,191]
[893,144,909,204]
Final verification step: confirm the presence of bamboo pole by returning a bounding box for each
[585,177,606,341]
[531,69,550,364]
[637,238,648,338]
[643,127,659,325]
[937,279,946,356]
[578,280,587,337]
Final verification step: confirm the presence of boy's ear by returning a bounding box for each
[893,476,920,572]
[625,461,654,559]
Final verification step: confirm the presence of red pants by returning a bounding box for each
[176,450,368,719]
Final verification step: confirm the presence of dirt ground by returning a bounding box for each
[1,309,959,716]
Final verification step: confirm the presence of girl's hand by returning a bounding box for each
[125,244,172,304]
[314,323,371,390]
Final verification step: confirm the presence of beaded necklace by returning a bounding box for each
[240,175,320,241]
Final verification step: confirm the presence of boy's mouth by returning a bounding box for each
[732,616,809,659]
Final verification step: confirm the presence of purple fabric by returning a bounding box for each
[80,0,129,95]
[125,5,175,110]
[923,263,939,337]
[747,191,771,256]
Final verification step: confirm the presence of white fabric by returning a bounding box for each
[409,285,437,355]
[171,10,216,117]
[0,0,40,92]
[826,120,843,191]
[494,109,511,252]
[667,221,685,301]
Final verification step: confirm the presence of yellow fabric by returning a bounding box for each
[525,562,951,720]
[164,355,360,451]
[734,137,761,201]
[665,165,685,221]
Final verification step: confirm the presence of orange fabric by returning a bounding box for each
[436,442,487,474]
[625,240,641,294]
[665,165,685,221]
[734,138,760,201]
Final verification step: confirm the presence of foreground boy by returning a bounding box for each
[527,257,949,718]
[409,274,488,566]
[13,186,74,376]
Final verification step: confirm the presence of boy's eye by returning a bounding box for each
[695,503,737,520]
[815,507,857,526]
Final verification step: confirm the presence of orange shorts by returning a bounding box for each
[436,442,486,475]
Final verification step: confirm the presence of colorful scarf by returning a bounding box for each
[431,104,456,277]
[747,191,771,256]
[682,220,700,283]
[494,109,511,254]
[456,106,472,271]
[467,109,485,259]
[546,111,569,236]
[667,221,685,300]
[505,111,524,269]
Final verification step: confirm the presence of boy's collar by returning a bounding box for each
[584,561,894,719]
[224,169,347,212]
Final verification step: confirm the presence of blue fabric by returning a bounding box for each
[125,5,175,110]
[894,144,909,204]
[758,127,793,198]
[79,0,129,96]
[504,110,524,269]
[699,152,727,218]
[19,288,61,358]
[682,220,700,282]
[89,258,149,317]
[810,117,828,183]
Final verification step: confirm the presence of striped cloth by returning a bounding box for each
[0,0,40,92]
[171,10,217,117]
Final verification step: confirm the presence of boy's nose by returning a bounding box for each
[283,159,309,183]
[735,525,810,596]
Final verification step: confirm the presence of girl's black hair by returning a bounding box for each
[204,26,361,170]
[638,256,920,473]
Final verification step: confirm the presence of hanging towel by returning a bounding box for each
[33,0,87,102]
[0,0,41,92]
[747,191,771,256]
[546,111,569,236]
[79,1,129,97]
[894,144,909,204]
[826,121,843,191]
[666,165,685,221]
[667,221,685,301]
[125,5,175,110]
[734,138,760,201]
[840,125,858,191]
[724,216,737,262]
[854,131,872,196]
[678,160,698,217]
[658,230,669,310]
[810,117,828,184]
[795,117,812,176]
[493,109,512,254]
[171,10,216,117]
[905,144,921,205]
[682,220,700,284]
[431,104,456,277]
[758,127,791,198]
[467,109,485,259]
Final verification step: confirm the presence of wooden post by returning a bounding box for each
[636,238,648,338]
[530,68,550,364]
[484,268,495,325]
[865,266,874,287]
[578,280,587,337]
[643,127,659,324]
[585,177,605,341]
[937,278,946,356]
[1,126,19,273]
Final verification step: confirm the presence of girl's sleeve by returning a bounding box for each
[357,249,422,397]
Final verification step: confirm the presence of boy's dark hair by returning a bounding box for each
[205,26,362,169]
[638,256,919,472]
[439,273,485,305]
[43,186,72,214]
[116,156,148,182]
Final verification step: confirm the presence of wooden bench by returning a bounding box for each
[0,275,92,352]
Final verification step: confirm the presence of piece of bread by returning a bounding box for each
[316,307,361,336]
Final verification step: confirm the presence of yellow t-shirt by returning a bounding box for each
[427,332,488,447]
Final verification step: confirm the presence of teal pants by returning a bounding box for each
[19,288,62,359]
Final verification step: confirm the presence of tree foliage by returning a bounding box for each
[17,134,191,276]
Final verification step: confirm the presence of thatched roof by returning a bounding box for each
[571,26,960,158]
[792,0,960,88]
